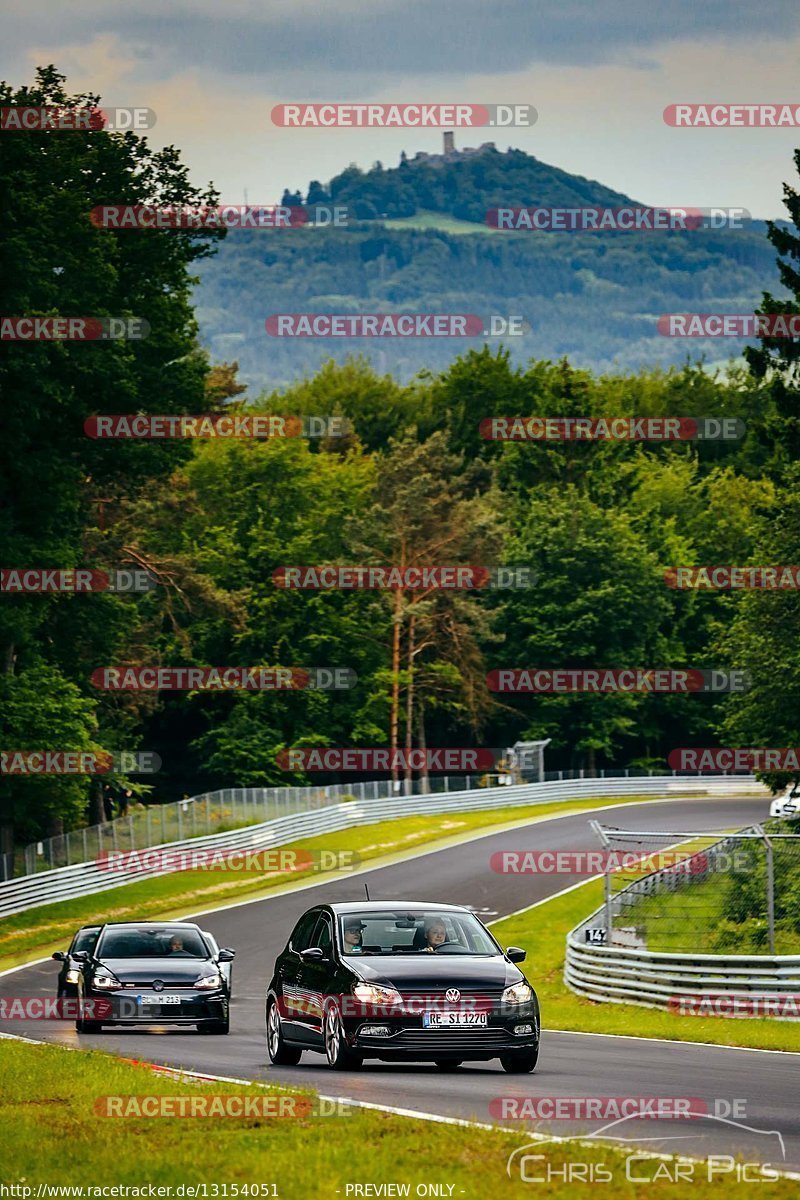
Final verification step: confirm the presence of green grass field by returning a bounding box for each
[380,208,502,234]
[0,1039,793,1195]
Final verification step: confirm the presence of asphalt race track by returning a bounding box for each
[3,795,799,1173]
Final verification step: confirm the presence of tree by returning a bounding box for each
[350,432,502,788]
[0,66,224,843]
[744,149,800,474]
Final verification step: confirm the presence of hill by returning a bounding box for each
[194,145,784,391]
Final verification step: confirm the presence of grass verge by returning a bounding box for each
[489,877,800,1052]
[0,1038,793,1195]
[0,794,664,972]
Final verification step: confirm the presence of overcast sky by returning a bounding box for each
[2,0,799,217]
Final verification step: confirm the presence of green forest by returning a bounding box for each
[3,69,800,854]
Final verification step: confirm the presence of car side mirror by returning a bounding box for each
[72,950,89,961]
[51,951,67,962]
[217,948,235,962]
[300,947,326,962]
[506,947,526,963]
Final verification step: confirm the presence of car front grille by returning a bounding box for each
[363,1026,521,1052]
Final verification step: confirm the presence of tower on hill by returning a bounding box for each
[443,131,455,154]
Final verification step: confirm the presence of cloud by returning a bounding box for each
[2,0,800,92]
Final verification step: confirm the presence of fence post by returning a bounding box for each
[129,813,135,850]
[82,827,88,863]
[178,801,183,841]
[206,794,211,833]
[604,866,613,943]
[764,832,776,955]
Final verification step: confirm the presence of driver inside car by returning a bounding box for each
[422,918,448,952]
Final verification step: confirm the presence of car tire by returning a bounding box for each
[323,1004,362,1070]
[500,1044,539,1074]
[75,1019,103,1033]
[266,999,302,1065]
[199,1016,229,1035]
[435,1060,462,1071]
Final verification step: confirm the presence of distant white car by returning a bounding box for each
[770,784,800,818]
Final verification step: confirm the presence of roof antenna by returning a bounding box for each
[364,882,371,901]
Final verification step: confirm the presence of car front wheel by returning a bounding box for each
[266,999,302,1065]
[323,1004,362,1070]
[500,1044,539,1073]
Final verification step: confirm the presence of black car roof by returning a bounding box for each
[97,921,202,931]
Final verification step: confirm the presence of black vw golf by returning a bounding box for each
[74,921,235,1034]
[265,902,539,1072]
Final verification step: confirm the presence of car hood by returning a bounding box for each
[95,957,214,984]
[346,954,524,991]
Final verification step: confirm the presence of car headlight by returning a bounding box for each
[352,982,401,1006]
[65,968,80,984]
[502,981,533,1005]
[92,969,121,989]
[195,971,223,990]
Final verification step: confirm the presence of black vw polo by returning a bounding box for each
[265,902,539,1072]
[74,921,235,1034]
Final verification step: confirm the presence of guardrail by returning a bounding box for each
[565,821,800,1020]
[0,774,766,919]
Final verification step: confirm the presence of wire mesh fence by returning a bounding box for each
[12,765,735,880]
[591,819,800,955]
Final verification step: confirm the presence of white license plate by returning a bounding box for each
[139,993,181,1005]
[423,1011,488,1027]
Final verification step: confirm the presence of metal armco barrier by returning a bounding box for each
[0,775,765,918]
[565,827,800,1020]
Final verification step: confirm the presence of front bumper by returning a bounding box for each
[83,990,228,1025]
[346,1002,539,1060]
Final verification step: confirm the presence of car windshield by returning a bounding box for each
[98,927,210,959]
[337,909,500,956]
[73,928,99,952]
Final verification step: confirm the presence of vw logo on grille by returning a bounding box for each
[152,980,164,992]
[445,988,460,1003]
